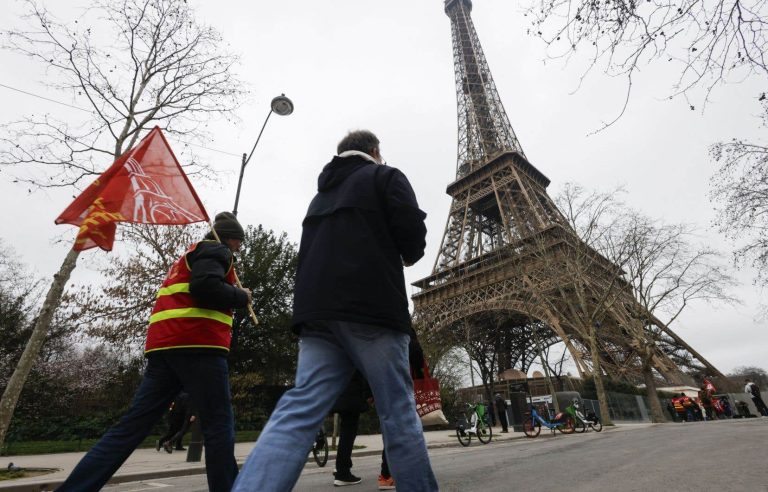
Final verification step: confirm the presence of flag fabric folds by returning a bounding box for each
[56,127,209,251]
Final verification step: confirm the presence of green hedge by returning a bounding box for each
[1,430,263,457]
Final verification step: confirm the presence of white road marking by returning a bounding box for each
[119,482,172,491]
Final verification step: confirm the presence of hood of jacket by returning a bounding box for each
[317,153,377,192]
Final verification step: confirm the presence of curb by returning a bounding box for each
[0,466,209,492]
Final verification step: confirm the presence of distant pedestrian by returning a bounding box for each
[744,379,768,416]
[495,393,509,433]
[157,391,195,453]
[57,213,251,492]
[378,451,395,490]
[666,400,678,422]
[698,384,713,420]
[233,130,437,491]
[331,371,371,486]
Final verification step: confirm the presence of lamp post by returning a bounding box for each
[232,94,294,216]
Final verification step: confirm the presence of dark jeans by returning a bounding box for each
[381,449,390,478]
[752,396,768,416]
[160,413,185,448]
[498,407,509,432]
[335,412,360,475]
[171,416,193,448]
[333,397,409,481]
[57,352,237,492]
[160,413,193,449]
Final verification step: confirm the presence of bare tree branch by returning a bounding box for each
[527,0,768,125]
[0,0,245,189]
[711,107,768,287]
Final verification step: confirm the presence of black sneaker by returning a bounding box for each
[333,473,362,486]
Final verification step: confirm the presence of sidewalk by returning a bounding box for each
[0,424,646,491]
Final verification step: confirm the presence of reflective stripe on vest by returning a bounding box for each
[149,307,233,327]
[156,283,191,297]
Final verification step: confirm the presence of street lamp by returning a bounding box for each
[232,94,294,216]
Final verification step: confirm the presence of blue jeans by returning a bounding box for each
[233,321,438,491]
[57,352,237,492]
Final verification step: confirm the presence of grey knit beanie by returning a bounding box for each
[213,212,245,241]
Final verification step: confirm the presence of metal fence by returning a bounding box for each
[582,393,652,423]
[579,398,603,420]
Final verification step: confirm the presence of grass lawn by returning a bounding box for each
[0,470,25,481]
[1,430,262,457]
[0,468,57,480]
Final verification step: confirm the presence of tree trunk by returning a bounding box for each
[468,350,476,387]
[536,340,560,413]
[643,361,667,423]
[0,248,79,449]
[588,326,614,426]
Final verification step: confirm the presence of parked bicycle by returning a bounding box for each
[564,398,602,433]
[523,403,575,437]
[456,402,493,446]
[310,427,328,467]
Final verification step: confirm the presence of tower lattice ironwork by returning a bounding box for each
[412,0,723,385]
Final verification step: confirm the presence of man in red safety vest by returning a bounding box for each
[58,212,251,492]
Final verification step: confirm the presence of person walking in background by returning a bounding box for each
[331,371,372,486]
[57,213,251,492]
[233,130,438,491]
[377,452,395,490]
[745,378,768,416]
[157,391,195,453]
[495,393,509,433]
[698,383,714,420]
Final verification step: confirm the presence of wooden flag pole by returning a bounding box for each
[210,226,259,326]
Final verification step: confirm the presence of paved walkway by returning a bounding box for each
[0,423,652,491]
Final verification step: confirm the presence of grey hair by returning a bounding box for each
[337,130,380,155]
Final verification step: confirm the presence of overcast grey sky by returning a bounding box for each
[0,0,764,375]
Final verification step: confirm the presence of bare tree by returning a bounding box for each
[1,0,243,187]
[527,0,768,127]
[548,183,735,423]
[540,342,572,378]
[556,184,737,421]
[710,108,768,287]
[455,317,501,406]
[614,214,738,419]
[729,365,768,387]
[621,218,737,327]
[532,183,640,424]
[0,0,244,448]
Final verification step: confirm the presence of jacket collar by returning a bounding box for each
[338,150,379,164]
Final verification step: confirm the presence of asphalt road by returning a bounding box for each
[103,418,768,491]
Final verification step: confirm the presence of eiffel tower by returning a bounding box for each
[411,0,723,385]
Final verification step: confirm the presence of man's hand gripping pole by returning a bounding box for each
[210,226,259,326]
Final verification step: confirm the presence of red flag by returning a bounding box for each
[56,127,210,251]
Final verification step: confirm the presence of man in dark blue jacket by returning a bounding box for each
[234,130,438,491]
